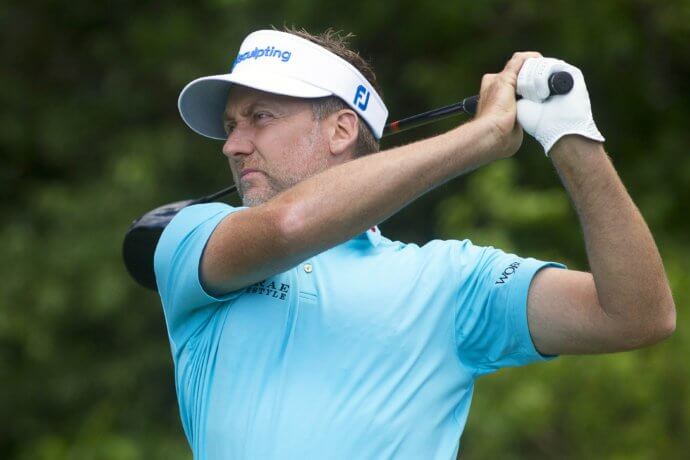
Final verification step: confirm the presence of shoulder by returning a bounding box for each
[386,237,543,283]
[371,236,490,276]
[385,236,483,261]
[167,202,239,233]
[153,202,245,283]
[158,203,243,250]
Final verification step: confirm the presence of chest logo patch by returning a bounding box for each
[245,280,291,300]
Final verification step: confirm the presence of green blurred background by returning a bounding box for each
[2,0,688,458]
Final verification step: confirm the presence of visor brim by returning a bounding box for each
[178,72,333,140]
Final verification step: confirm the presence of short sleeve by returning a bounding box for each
[154,202,247,350]
[452,240,566,377]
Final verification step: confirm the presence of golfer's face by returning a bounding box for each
[222,85,328,207]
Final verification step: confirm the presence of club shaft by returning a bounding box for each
[382,70,573,136]
[194,185,237,203]
[382,99,474,137]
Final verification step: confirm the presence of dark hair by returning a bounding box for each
[281,25,382,157]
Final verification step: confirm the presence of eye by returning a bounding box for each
[253,111,273,121]
[223,122,236,135]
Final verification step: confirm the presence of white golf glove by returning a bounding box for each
[516,57,605,156]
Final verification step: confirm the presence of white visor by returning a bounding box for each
[178,29,388,140]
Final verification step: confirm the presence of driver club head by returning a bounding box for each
[122,199,195,291]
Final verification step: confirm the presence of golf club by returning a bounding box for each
[123,71,574,290]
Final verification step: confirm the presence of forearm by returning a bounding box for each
[203,51,532,294]
[270,119,497,258]
[550,136,675,339]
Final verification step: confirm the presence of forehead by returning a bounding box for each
[224,85,311,119]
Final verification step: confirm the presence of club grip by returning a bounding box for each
[548,71,574,95]
[462,70,573,116]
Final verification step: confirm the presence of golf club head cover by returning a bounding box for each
[516,57,605,156]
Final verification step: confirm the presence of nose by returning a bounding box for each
[222,123,254,159]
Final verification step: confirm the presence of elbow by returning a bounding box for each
[651,290,677,343]
[274,196,329,252]
[655,299,676,341]
[271,197,330,260]
[621,296,676,349]
[273,200,307,250]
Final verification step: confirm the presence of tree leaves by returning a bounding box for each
[1,0,688,458]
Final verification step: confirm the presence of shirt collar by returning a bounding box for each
[356,225,382,247]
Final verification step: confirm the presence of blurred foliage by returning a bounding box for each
[1,0,688,458]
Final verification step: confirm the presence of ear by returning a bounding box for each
[327,109,359,157]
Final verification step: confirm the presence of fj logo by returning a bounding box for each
[495,261,521,285]
[354,85,370,111]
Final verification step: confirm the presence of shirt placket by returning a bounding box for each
[297,258,318,304]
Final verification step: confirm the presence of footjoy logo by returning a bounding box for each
[495,261,521,285]
[232,46,292,69]
[353,84,370,111]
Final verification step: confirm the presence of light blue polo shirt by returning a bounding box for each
[154,203,564,460]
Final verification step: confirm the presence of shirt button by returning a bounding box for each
[303,263,313,273]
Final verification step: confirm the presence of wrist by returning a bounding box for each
[460,117,509,160]
[550,135,605,161]
[549,135,608,184]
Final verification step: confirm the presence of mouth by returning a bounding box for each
[240,168,262,179]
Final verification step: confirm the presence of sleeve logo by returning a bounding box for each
[495,261,521,285]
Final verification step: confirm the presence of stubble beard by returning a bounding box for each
[239,173,285,207]
[236,122,327,208]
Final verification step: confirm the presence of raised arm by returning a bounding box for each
[202,118,502,295]
[527,137,676,354]
[201,53,543,295]
[517,57,676,354]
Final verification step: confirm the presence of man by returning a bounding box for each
[154,27,675,459]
